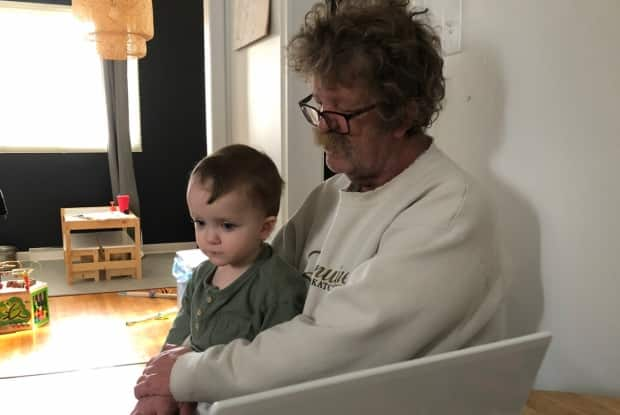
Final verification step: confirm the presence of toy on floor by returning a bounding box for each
[0,260,49,334]
[118,288,176,299]
[125,307,177,326]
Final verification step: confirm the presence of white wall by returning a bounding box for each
[227,0,282,165]
[430,0,620,396]
[280,1,324,220]
[205,0,322,222]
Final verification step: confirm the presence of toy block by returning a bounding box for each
[0,281,49,335]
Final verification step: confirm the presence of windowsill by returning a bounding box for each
[0,146,143,154]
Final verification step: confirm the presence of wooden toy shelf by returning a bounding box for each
[61,207,142,284]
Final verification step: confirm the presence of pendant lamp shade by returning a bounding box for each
[72,0,154,60]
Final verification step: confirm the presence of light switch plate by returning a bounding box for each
[442,0,462,55]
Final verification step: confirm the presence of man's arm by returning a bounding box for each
[134,261,308,401]
[135,345,192,398]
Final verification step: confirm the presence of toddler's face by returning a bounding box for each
[186,177,273,270]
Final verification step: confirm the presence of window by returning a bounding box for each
[0,1,141,153]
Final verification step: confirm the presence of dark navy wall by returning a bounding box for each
[0,0,206,250]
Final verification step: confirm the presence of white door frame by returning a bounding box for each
[203,0,323,219]
[204,0,229,153]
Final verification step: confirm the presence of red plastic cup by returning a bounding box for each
[117,194,130,213]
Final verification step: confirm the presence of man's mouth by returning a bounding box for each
[313,130,346,153]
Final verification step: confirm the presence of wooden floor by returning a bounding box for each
[525,390,620,414]
[1,293,619,414]
[0,292,175,378]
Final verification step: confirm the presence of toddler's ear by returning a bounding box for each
[260,216,277,240]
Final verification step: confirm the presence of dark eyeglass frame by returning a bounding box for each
[298,94,376,135]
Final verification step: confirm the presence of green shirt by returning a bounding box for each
[165,244,308,351]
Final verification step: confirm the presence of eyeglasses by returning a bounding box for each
[298,94,376,135]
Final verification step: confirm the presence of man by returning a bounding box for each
[133,0,505,411]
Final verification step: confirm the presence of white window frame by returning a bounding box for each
[0,1,142,153]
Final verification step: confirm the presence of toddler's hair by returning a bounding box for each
[190,144,284,217]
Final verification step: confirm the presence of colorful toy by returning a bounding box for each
[0,260,20,281]
[0,260,49,335]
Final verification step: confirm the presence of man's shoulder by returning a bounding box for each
[309,173,349,197]
[294,174,346,212]
[406,144,484,201]
[388,145,491,230]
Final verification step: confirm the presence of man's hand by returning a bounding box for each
[178,402,198,415]
[134,345,192,399]
[130,395,178,415]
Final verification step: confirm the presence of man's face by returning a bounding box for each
[311,78,398,185]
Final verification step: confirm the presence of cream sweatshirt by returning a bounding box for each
[170,144,505,403]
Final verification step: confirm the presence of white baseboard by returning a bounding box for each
[17,242,197,261]
[142,242,197,254]
[18,248,64,261]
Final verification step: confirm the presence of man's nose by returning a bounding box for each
[317,115,330,133]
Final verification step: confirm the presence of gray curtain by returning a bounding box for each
[102,60,141,216]
[0,188,7,219]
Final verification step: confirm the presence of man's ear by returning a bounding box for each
[259,216,278,240]
[393,102,417,139]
